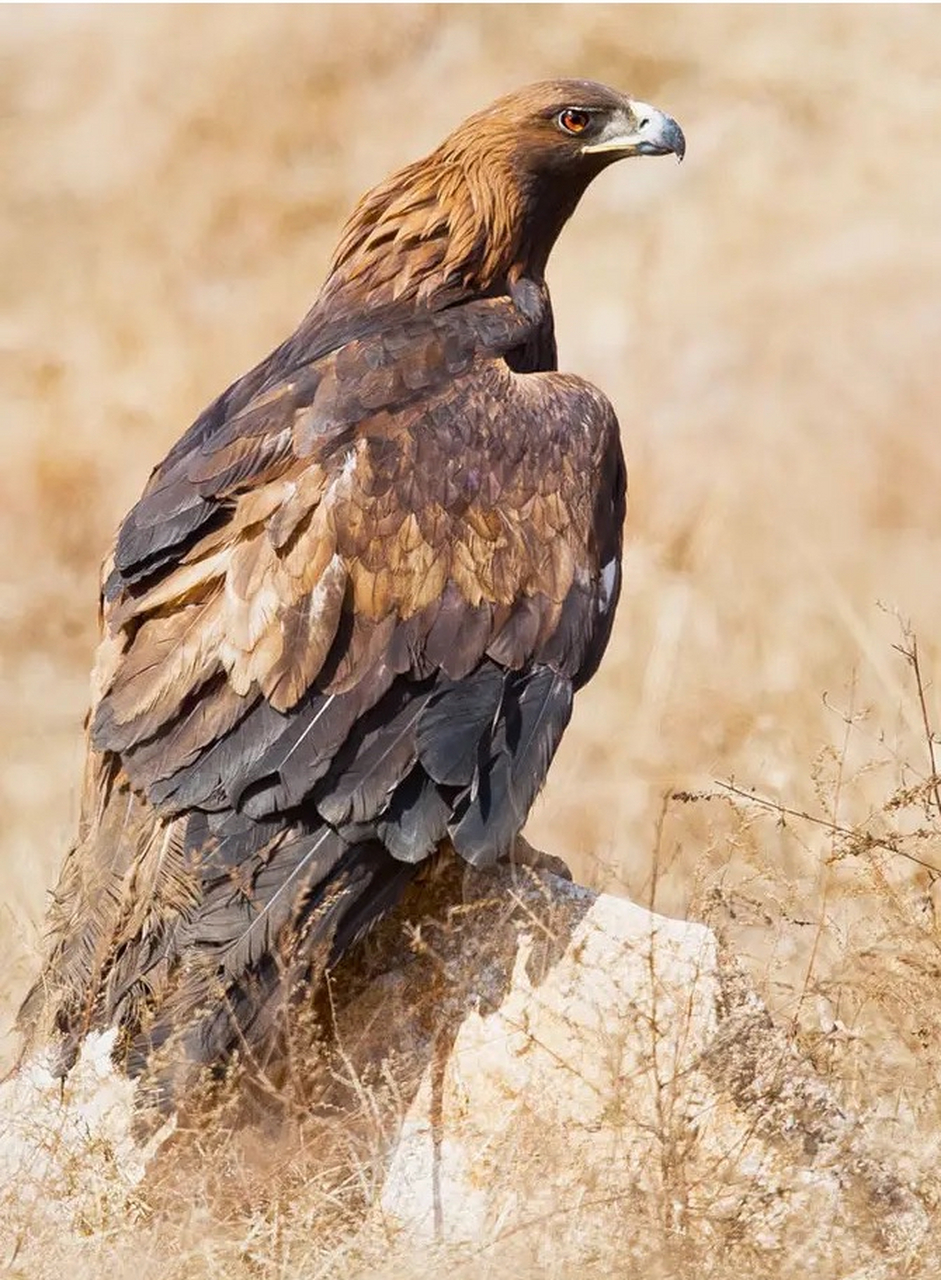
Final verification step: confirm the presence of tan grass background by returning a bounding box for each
[2,5,941,1274]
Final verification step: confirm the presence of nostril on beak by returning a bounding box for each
[638,117,650,129]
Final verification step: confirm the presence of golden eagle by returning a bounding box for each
[20,80,684,1101]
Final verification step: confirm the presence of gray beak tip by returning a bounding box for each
[665,118,686,162]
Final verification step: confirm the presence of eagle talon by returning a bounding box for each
[502,838,574,883]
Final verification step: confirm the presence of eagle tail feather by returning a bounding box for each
[124,840,420,1109]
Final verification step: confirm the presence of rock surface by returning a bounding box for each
[329,856,930,1274]
[0,1029,174,1241]
[1,853,931,1275]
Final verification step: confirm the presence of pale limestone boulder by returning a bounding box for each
[332,858,931,1275]
[377,887,719,1242]
[0,1029,174,1237]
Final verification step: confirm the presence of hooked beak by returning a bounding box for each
[581,100,686,162]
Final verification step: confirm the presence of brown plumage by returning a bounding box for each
[20,80,684,1103]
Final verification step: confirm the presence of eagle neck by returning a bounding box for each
[320,144,589,319]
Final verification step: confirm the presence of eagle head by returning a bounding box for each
[328,78,685,307]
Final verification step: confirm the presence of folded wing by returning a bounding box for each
[24,287,626,1090]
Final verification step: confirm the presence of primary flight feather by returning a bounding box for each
[20,79,684,1102]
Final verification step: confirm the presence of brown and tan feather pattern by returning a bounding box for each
[20,79,683,1103]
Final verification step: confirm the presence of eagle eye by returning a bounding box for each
[557,108,592,136]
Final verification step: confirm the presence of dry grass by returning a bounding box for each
[2,4,941,1275]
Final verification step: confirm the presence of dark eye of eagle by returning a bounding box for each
[557,108,593,135]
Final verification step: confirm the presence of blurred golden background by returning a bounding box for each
[3,3,941,1134]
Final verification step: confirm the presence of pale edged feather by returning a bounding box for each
[93,592,227,749]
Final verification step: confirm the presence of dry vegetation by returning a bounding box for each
[2,5,941,1276]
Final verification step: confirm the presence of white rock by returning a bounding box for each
[352,861,929,1274]
[0,1029,173,1237]
[379,887,719,1243]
